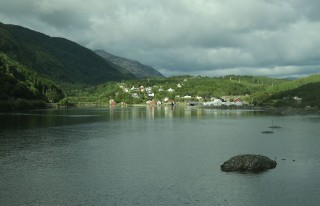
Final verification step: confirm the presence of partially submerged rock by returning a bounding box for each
[262,131,274,134]
[269,125,281,129]
[221,154,277,172]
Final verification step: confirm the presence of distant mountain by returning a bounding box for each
[95,50,164,79]
[0,22,135,85]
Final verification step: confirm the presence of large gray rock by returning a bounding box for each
[221,154,277,172]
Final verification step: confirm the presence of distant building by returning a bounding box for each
[183,95,192,99]
[203,99,223,106]
[132,93,139,98]
[167,88,175,92]
[146,87,152,93]
[109,99,116,106]
[293,96,302,101]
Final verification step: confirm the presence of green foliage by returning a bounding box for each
[266,74,320,94]
[67,75,289,104]
[0,22,135,85]
[0,52,64,107]
[270,82,320,107]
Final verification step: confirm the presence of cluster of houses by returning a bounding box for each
[120,85,165,99]
[202,97,248,107]
[112,83,248,107]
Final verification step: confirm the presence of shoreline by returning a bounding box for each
[1,100,319,115]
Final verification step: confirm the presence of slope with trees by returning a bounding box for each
[0,52,65,111]
[0,22,136,85]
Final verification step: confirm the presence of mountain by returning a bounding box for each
[0,22,135,85]
[95,50,164,79]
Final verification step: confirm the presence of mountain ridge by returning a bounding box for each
[0,22,136,85]
[95,49,164,79]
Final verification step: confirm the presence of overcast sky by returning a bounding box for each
[1,0,320,78]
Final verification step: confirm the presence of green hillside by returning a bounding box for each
[0,52,64,110]
[266,74,320,107]
[266,74,320,94]
[0,22,135,85]
[66,73,320,109]
[270,82,320,107]
[67,75,290,104]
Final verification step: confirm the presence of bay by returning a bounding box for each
[0,106,320,205]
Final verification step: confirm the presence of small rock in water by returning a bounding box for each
[269,126,282,129]
[262,131,274,134]
[221,154,277,173]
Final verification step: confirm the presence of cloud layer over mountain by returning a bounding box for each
[1,0,320,77]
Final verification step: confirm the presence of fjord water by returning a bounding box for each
[0,107,320,205]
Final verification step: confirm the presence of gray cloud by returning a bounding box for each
[1,0,320,77]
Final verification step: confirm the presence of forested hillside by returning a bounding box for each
[266,74,320,107]
[0,22,135,85]
[0,52,64,110]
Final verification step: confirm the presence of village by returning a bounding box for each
[108,82,252,108]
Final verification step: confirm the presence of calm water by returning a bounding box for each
[0,106,320,206]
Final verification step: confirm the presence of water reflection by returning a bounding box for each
[0,106,267,133]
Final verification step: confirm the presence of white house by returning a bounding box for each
[293,96,302,101]
[145,87,152,93]
[203,99,223,106]
[163,97,169,102]
[132,93,139,98]
[182,95,192,99]
[131,86,139,91]
[167,88,175,92]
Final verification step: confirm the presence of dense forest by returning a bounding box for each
[0,52,64,110]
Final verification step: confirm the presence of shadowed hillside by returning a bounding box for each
[0,22,136,85]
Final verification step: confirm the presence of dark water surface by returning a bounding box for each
[1,106,320,205]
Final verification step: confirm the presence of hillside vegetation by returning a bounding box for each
[0,22,319,110]
[0,22,135,85]
[66,74,320,109]
[267,74,320,108]
[66,75,287,104]
[0,52,64,110]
